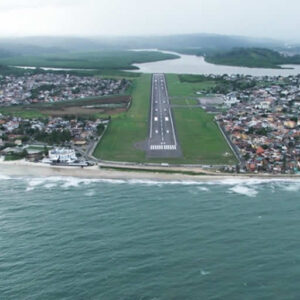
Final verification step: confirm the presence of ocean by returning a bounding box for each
[1,175,300,299]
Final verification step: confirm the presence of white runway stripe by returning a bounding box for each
[150,145,177,150]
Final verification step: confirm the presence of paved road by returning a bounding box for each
[147,73,181,158]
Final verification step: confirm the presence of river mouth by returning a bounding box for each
[128,49,300,76]
[12,49,300,76]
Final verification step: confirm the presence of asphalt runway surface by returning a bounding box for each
[147,73,181,158]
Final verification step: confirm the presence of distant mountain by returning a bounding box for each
[0,48,15,58]
[0,39,68,56]
[0,34,284,54]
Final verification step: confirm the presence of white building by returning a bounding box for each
[224,95,240,107]
[48,148,77,163]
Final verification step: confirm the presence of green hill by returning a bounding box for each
[205,48,300,69]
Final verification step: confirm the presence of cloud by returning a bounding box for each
[0,0,299,40]
[0,0,81,11]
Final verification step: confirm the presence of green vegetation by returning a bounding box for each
[167,74,216,96]
[179,74,215,83]
[0,64,141,78]
[34,130,72,145]
[4,150,28,161]
[166,74,237,165]
[96,124,105,136]
[0,108,45,119]
[205,48,300,69]
[170,97,199,106]
[0,50,179,71]
[0,95,131,119]
[172,107,236,164]
[0,64,38,76]
[179,74,257,94]
[94,74,151,162]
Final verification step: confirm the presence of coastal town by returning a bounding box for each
[0,73,129,105]
[214,74,300,174]
[0,71,299,175]
[0,113,109,164]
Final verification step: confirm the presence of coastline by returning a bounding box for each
[0,159,299,183]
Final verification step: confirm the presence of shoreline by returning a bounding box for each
[0,160,299,183]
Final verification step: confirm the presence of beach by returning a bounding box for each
[0,159,299,182]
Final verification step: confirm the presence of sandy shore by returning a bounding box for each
[0,159,299,182]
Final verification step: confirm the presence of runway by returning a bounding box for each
[147,73,181,158]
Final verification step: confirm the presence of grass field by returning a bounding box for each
[166,74,216,96]
[93,74,151,162]
[0,108,45,119]
[166,74,237,165]
[173,108,236,164]
[170,97,199,106]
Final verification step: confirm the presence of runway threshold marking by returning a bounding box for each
[150,145,177,150]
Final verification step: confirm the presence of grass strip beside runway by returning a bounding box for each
[166,74,216,96]
[172,107,237,164]
[166,74,237,165]
[93,74,151,162]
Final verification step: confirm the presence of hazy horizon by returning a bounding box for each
[0,0,299,42]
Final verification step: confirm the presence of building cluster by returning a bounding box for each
[216,75,300,174]
[0,73,129,106]
[0,114,108,161]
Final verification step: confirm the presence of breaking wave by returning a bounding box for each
[0,174,11,180]
[0,174,297,194]
[229,185,258,197]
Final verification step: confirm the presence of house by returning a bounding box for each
[46,148,77,163]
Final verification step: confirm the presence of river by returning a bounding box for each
[130,50,300,76]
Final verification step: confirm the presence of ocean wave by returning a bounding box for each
[44,183,57,189]
[85,190,96,197]
[2,173,299,192]
[23,176,127,191]
[229,185,258,197]
[0,174,11,180]
[210,178,300,186]
[127,179,202,186]
[281,182,300,192]
[201,269,211,276]
[197,186,210,192]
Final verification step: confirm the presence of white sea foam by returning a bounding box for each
[281,182,300,192]
[201,270,210,276]
[24,176,126,191]
[6,173,300,191]
[229,185,258,197]
[44,183,57,189]
[26,177,50,191]
[0,174,11,180]
[127,179,203,186]
[198,186,209,192]
[210,178,300,186]
[85,190,96,197]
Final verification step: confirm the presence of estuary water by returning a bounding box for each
[14,50,300,76]
[1,174,300,299]
[130,50,300,76]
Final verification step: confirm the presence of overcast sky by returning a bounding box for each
[0,0,299,41]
